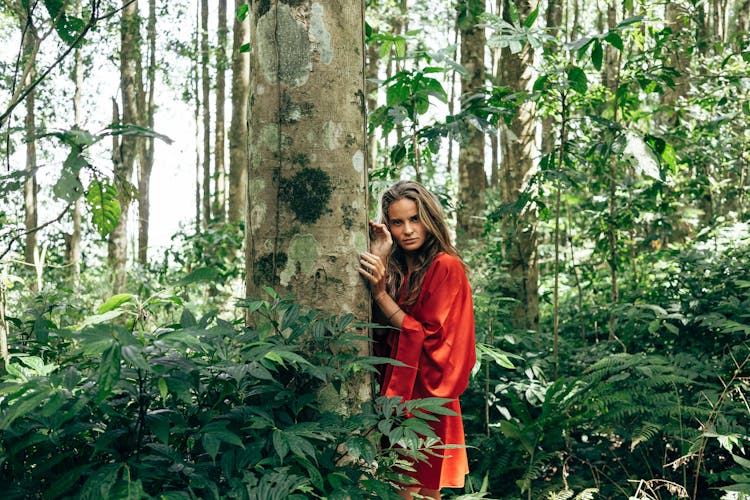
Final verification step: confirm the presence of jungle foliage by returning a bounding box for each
[1,0,749,499]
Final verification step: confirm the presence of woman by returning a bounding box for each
[358,180,476,500]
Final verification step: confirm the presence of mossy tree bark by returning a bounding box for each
[228,0,250,224]
[498,0,539,332]
[456,0,487,239]
[245,0,371,411]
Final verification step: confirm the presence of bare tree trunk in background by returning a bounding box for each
[228,0,250,224]
[366,25,379,173]
[738,0,750,35]
[540,0,563,157]
[137,0,157,266]
[70,0,84,289]
[194,1,202,232]
[201,0,211,228]
[109,0,141,293]
[663,1,690,121]
[245,0,371,413]
[456,0,486,239]
[498,0,539,332]
[214,0,228,222]
[602,0,618,91]
[20,12,39,271]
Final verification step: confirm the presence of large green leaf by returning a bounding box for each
[85,179,122,237]
[43,0,86,45]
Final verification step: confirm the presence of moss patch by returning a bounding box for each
[280,167,332,224]
[253,252,288,286]
[255,0,271,17]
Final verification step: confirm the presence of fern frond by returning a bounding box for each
[575,488,599,500]
[630,421,663,450]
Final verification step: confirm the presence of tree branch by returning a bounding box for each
[0,0,137,130]
[0,202,73,261]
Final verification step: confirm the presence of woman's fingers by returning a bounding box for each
[359,252,385,283]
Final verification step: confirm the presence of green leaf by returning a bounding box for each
[591,40,603,71]
[180,308,198,328]
[96,343,121,402]
[121,345,149,371]
[240,42,250,53]
[85,180,122,237]
[53,152,85,202]
[172,267,219,286]
[533,74,548,92]
[98,294,135,314]
[567,66,588,94]
[390,143,407,165]
[80,463,122,500]
[732,454,750,468]
[273,429,289,461]
[43,0,85,45]
[394,38,406,58]
[236,3,249,21]
[0,385,53,429]
[605,31,624,51]
[158,378,168,403]
[523,5,539,29]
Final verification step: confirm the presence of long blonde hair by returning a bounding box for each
[379,181,464,307]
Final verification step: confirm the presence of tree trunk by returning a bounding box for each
[663,1,690,123]
[366,26,380,173]
[498,0,539,332]
[456,0,486,239]
[70,0,84,288]
[194,0,202,232]
[228,0,250,224]
[20,13,39,270]
[739,0,750,35]
[138,0,157,265]
[214,0,228,222]
[245,0,371,412]
[201,0,211,228]
[109,0,141,293]
[540,0,563,158]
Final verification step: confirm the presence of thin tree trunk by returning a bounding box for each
[498,0,539,331]
[540,0,563,159]
[137,0,157,265]
[23,87,38,269]
[214,0,228,222]
[109,0,141,293]
[246,0,371,413]
[71,0,84,288]
[194,0,202,232]
[228,0,250,224]
[20,13,39,270]
[366,25,379,173]
[201,0,211,228]
[456,0,487,238]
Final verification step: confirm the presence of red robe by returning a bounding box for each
[378,252,476,490]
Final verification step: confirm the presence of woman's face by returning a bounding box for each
[387,198,428,253]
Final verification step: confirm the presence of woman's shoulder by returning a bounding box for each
[430,252,466,274]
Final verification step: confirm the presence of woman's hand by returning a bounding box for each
[358,251,387,297]
[368,220,393,261]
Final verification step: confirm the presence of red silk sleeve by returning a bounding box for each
[382,253,476,401]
